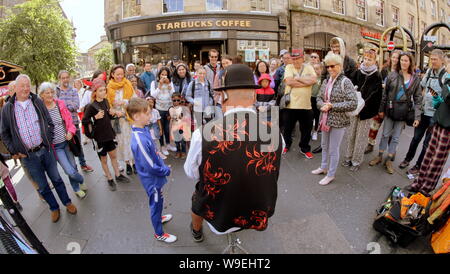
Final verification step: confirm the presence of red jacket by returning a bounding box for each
[255,74,276,105]
[55,99,77,135]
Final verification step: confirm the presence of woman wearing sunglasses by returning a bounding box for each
[369,52,422,174]
[312,53,357,186]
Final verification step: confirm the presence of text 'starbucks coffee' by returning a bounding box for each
[155,19,252,31]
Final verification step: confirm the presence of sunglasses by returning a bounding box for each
[210,56,218,59]
[325,64,338,69]
[311,56,319,59]
[172,99,181,102]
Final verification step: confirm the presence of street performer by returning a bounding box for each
[184,64,283,242]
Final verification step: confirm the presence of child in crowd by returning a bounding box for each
[255,73,276,121]
[146,97,166,160]
[82,79,130,191]
[127,97,176,243]
[0,154,22,211]
[169,93,191,159]
[128,75,145,99]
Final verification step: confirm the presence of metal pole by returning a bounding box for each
[0,180,48,254]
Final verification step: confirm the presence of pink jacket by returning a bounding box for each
[55,99,76,135]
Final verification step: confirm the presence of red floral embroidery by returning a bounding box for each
[245,144,278,176]
[233,216,249,227]
[205,204,215,220]
[249,210,268,231]
[233,210,268,231]
[208,120,249,155]
[203,158,231,198]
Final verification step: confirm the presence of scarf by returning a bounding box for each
[106,78,135,107]
[319,76,338,132]
[360,63,378,76]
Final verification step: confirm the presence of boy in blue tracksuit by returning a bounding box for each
[127,98,177,243]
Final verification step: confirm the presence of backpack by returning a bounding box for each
[424,68,446,92]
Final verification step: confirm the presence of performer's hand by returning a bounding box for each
[413,120,420,128]
[66,132,73,141]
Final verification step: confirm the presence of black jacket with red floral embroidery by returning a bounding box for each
[191,110,282,233]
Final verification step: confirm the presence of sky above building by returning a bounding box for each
[60,0,106,53]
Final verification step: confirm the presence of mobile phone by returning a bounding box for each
[429,88,437,97]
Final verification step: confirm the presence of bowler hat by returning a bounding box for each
[214,64,260,91]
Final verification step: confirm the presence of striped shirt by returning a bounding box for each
[48,106,66,145]
[58,86,80,125]
[14,99,42,150]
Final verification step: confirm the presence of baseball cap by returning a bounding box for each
[279,49,289,57]
[291,49,304,59]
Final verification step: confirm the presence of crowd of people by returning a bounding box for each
[0,41,449,245]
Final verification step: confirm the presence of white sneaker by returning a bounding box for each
[319,176,335,186]
[79,183,88,191]
[167,144,177,152]
[312,132,318,141]
[162,147,169,156]
[158,152,167,159]
[155,233,177,243]
[75,190,87,199]
[311,168,327,175]
[161,214,173,224]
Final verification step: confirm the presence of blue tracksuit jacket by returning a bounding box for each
[131,127,170,193]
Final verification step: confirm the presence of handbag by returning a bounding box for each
[67,133,82,157]
[388,75,416,126]
[340,78,365,117]
[56,102,82,157]
[280,65,304,109]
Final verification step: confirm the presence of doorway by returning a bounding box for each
[182,41,225,71]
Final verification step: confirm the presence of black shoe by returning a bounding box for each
[399,160,410,169]
[116,174,130,184]
[312,146,322,154]
[190,223,204,242]
[14,202,23,212]
[364,144,374,155]
[342,160,352,167]
[133,164,138,174]
[126,164,133,175]
[107,179,117,191]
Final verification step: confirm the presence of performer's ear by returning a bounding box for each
[222,91,228,102]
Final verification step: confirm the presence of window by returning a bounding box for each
[356,0,367,21]
[206,0,227,11]
[304,0,320,9]
[419,0,425,9]
[421,21,427,34]
[441,8,446,20]
[392,5,399,25]
[408,14,415,35]
[122,0,141,18]
[163,0,183,13]
[376,0,385,26]
[431,0,436,17]
[332,0,345,15]
[250,0,270,12]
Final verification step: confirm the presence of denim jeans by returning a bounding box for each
[158,110,170,147]
[76,128,87,167]
[54,141,84,192]
[21,147,72,211]
[175,140,186,153]
[379,117,405,155]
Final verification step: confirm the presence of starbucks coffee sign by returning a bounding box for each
[155,19,252,31]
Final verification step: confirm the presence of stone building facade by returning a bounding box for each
[104,0,449,67]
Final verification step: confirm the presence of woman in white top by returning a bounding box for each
[150,67,176,155]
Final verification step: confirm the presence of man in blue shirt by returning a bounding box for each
[140,61,156,96]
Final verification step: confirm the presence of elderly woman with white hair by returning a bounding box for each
[312,53,358,186]
[39,82,87,199]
